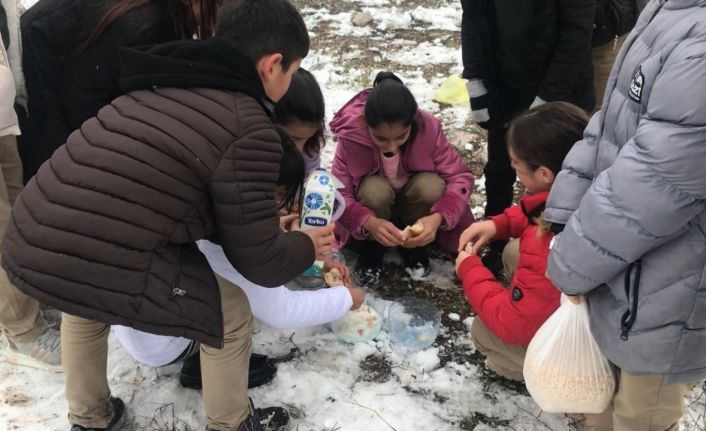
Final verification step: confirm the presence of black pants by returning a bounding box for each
[481,82,530,218]
[483,124,516,218]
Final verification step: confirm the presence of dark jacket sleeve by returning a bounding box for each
[210,110,315,287]
[19,0,85,180]
[537,0,596,102]
[461,0,490,81]
[0,5,8,50]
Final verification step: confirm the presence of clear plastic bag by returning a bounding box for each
[523,295,616,413]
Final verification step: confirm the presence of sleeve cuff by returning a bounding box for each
[456,255,484,280]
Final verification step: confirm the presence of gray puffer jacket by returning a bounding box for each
[545,0,706,383]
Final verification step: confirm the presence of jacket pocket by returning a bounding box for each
[171,246,186,298]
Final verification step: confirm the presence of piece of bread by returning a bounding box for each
[403,222,424,239]
[324,268,343,286]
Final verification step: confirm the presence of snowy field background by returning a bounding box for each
[1,0,705,429]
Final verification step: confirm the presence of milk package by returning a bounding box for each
[299,169,345,276]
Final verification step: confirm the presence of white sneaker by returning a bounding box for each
[4,327,62,372]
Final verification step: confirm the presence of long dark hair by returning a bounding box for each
[507,102,589,175]
[71,0,219,57]
[274,68,325,158]
[364,71,420,144]
[275,126,305,212]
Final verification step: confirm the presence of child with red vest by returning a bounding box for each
[455,102,588,381]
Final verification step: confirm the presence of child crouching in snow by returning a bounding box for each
[115,129,364,376]
[455,102,588,381]
[331,71,474,286]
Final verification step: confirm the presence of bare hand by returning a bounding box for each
[279,213,299,232]
[364,217,405,247]
[567,295,585,305]
[455,250,471,273]
[299,223,336,261]
[458,220,497,255]
[347,286,365,310]
[324,260,352,288]
[403,213,443,248]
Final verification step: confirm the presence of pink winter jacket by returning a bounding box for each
[331,89,473,244]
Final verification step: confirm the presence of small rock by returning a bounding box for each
[351,11,373,27]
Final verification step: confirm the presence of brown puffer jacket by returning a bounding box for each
[0,39,315,347]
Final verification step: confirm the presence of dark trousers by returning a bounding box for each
[483,124,515,217]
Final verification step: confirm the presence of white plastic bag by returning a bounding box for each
[523,294,615,413]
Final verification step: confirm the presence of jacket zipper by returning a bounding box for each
[620,260,642,340]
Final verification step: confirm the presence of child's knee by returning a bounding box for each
[404,173,445,205]
[357,176,395,213]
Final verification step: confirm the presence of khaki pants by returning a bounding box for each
[357,173,445,227]
[572,371,691,431]
[0,135,46,342]
[470,239,525,381]
[62,274,253,430]
[592,34,628,113]
[355,172,475,253]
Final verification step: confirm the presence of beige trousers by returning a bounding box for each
[0,134,47,341]
[470,239,525,381]
[572,371,691,431]
[592,34,629,113]
[356,172,445,226]
[62,274,253,430]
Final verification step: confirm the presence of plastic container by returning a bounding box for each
[331,304,383,344]
[388,297,441,351]
[294,250,346,289]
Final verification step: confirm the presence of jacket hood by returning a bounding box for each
[329,89,376,148]
[119,37,272,112]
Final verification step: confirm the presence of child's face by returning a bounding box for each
[509,148,553,193]
[281,120,319,154]
[368,122,411,154]
[260,55,302,103]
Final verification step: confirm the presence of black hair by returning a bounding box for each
[275,126,305,212]
[215,0,309,70]
[507,102,589,175]
[274,68,325,157]
[364,71,420,143]
[68,0,220,59]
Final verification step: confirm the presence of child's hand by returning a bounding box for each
[567,295,585,305]
[347,286,365,310]
[279,213,299,232]
[402,213,443,248]
[455,250,471,273]
[458,220,497,255]
[324,260,352,288]
[364,216,405,247]
[299,223,336,261]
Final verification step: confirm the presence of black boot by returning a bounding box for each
[180,352,277,390]
[70,397,125,431]
[399,246,431,278]
[236,398,290,431]
[353,241,386,287]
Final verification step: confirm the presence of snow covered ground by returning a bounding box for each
[1,0,705,430]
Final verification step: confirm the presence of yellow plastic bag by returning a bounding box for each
[434,75,469,106]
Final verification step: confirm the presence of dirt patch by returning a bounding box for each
[2,387,32,406]
[358,353,393,383]
[458,411,512,430]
